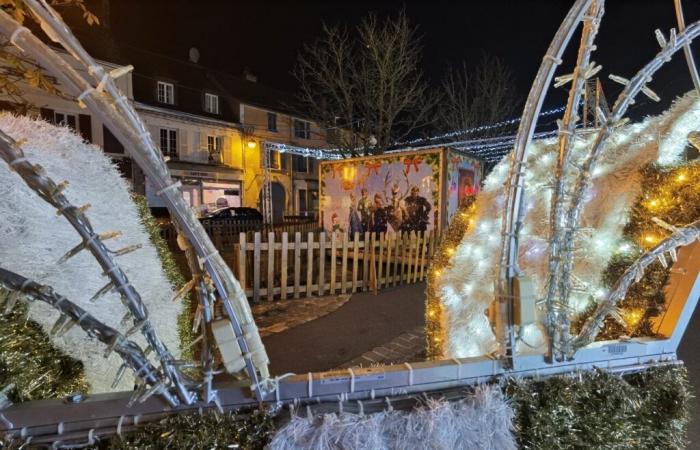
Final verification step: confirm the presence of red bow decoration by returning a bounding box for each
[331,165,344,179]
[364,161,382,176]
[403,156,423,174]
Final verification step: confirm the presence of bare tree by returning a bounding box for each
[294,12,435,156]
[438,53,518,139]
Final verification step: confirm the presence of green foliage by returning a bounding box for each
[509,366,692,450]
[100,408,273,450]
[132,193,194,360]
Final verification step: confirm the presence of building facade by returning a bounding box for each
[2,42,327,221]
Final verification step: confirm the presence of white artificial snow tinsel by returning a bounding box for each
[438,92,700,358]
[0,114,182,393]
[270,385,515,450]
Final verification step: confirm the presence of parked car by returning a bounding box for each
[200,207,263,223]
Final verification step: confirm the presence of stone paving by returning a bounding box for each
[252,294,351,337]
[338,325,426,368]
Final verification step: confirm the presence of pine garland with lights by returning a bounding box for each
[573,161,700,340]
[509,365,692,450]
[95,407,273,449]
[132,193,194,359]
[425,198,476,359]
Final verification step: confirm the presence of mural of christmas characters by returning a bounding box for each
[320,148,482,236]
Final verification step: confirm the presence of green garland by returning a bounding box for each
[509,365,692,450]
[132,193,194,360]
[0,292,88,402]
[100,408,273,450]
[574,162,700,340]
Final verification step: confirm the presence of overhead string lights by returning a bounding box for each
[266,106,566,162]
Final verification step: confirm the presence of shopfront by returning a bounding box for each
[145,162,243,216]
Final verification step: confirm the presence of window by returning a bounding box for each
[157,81,174,104]
[159,128,178,159]
[54,112,77,129]
[298,189,307,213]
[207,135,224,163]
[292,154,309,172]
[204,93,219,114]
[293,119,311,139]
[267,149,281,170]
[267,112,277,132]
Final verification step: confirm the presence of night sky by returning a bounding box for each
[109,0,700,120]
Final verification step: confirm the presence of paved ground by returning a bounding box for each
[253,294,351,337]
[263,282,426,375]
[337,325,425,369]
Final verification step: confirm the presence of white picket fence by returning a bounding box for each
[234,230,439,302]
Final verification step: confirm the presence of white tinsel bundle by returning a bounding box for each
[0,114,182,393]
[270,385,516,450]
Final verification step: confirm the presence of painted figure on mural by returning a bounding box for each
[348,192,363,238]
[401,185,432,232]
[357,188,372,232]
[370,193,389,234]
[387,183,404,231]
[331,212,344,234]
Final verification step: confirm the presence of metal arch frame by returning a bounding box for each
[496,0,594,367]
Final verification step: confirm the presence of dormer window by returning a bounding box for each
[157,81,174,104]
[204,93,219,114]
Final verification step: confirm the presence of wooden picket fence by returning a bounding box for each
[234,230,439,302]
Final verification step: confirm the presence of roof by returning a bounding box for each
[59,15,305,122]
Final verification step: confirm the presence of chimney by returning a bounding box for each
[243,67,257,83]
[189,47,200,64]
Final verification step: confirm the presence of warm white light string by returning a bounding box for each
[265,107,566,162]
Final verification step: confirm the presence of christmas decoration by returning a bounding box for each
[429,92,700,360]
[0,114,183,393]
[509,365,691,450]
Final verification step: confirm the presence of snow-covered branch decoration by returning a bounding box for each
[574,219,700,350]
[0,128,187,405]
[0,0,269,401]
[0,268,171,406]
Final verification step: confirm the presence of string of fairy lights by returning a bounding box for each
[265,106,567,162]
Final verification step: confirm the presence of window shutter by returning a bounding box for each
[199,131,208,151]
[39,107,54,123]
[78,114,92,143]
[179,129,188,157]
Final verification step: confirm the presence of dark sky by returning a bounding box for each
[108,0,700,120]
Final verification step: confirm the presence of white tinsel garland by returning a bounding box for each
[269,385,515,450]
[437,92,700,358]
[0,114,182,393]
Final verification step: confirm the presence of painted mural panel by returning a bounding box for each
[320,152,441,236]
[446,153,482,223]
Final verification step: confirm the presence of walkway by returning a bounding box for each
[263,282,426,375]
